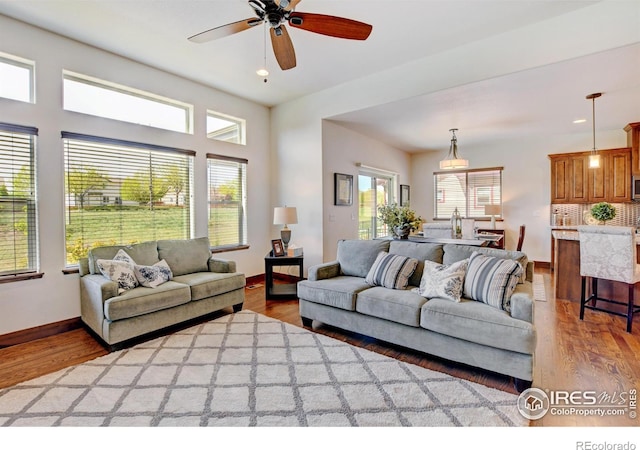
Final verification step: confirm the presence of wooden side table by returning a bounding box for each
[264,252,303,300]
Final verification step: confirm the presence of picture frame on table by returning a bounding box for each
[400,184,410,207]
[271,238,285,257]
[334,173,353,206]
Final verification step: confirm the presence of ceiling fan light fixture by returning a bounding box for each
[586,92,602,169]
[256,68,269,77]
[439,128,469,170]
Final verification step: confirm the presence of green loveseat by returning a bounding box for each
[298,239,536,391]
[79,237,245,348]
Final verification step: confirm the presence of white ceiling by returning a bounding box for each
[0,0,639,152]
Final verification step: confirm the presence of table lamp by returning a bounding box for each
[484,204,501,229]
[274,206,298,251]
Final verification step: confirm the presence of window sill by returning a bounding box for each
[0,272,44,284]
[62,268,79,275]
[211,244,250,254]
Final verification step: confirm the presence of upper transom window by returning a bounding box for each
[207,110,246,145]
[0,52,35,103]
[63,71,193,134]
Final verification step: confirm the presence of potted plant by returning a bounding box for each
[590,202,616,225]
[378,203,423,239]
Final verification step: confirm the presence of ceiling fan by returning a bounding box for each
[188,0,373,71]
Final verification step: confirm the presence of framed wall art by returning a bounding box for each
[334,173,353,206]
[400,184,410,207]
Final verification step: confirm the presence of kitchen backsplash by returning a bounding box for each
[551,203,640,227]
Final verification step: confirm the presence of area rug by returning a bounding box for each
[0,311,527,427]
[533,274,547,302]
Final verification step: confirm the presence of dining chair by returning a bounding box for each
[516,225,526,251]
[577,225,640,332]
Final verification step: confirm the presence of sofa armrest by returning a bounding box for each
[208,258,236,273]
[81,274,118,303]
[308,261,340,281]
[510,282,535,323]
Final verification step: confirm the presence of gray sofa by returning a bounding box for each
[298,239,536,391]
[79,237,245,348]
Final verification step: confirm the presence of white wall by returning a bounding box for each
[322,121,411,260]
[0,15,271,335]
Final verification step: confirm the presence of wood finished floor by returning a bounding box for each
[1,268,638,427]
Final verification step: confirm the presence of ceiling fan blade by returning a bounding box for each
[188,18,261,43]
[288,12,372,40]
[275,0,301,11]
[270,25,297,70]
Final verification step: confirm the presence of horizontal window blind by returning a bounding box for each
[0,123,38,276]
[207,154,247,249]
[434,168,502,219]
[63,132,194,265]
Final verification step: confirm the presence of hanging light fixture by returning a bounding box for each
[587,92,602,169]
[439,128,469,170]
[256,23,269,82]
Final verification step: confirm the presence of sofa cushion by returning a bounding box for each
[337,239,390,278]
[463,252,523,312]
[134,259,173,288]
[356,287,427,327]
[172,271,246,301]
[96,253,139,293]
[297,277,372,311]
[420,298,536,354]
[104,281,191,321]
[389,241,444,286]
[442,244,528,283]
[416,259,468,302]
[89,241,159,274]
[365,252,418,290]
[158,237,211,276]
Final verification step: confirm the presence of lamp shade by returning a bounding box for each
[484,205,501,216]
[273,206,298,225]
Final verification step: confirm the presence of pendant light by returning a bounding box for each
[587,93,602,169]
[439,128,469,170]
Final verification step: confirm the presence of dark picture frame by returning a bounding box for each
[271,238,285,257]
[334,173,353,206]
[400,184,410,207]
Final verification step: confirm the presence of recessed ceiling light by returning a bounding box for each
[573,118,587,124]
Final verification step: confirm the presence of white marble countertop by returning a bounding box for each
[552,230,640,243]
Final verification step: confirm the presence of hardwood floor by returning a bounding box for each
[1,269,638,427]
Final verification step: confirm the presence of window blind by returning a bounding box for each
[207,154,247,250]
[434,168,503,219]
[0,123,38,276]
[63,132,194,265]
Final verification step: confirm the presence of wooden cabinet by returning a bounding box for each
[549,147,631,204]
[625,122,640,176]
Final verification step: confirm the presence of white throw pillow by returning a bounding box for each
[463,251,523,312]
[134,259,173,288]
[113,248,136,265]
[96,259,139,293]
[417,259,468,302]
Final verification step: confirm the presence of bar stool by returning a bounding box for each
[577,225,640,332]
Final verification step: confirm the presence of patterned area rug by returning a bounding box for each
[533,274,547,302]
[0,311,528,427]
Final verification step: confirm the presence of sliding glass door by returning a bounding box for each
[358,172,393,239]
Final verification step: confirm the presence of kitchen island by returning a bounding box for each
[552,229,640,302]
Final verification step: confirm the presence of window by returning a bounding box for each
[434,168,503,219]
[358,168,396,239]
[207,154,247,250]
[63,71,193,133]
[207,111,246,145]
[63,132,194,265]
[0,53,35,103]
[0,123,39,278]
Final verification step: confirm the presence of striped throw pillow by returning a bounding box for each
[463,251,523,311]
[365,251,418,290]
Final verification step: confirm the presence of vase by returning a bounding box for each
[393,224,411,240]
